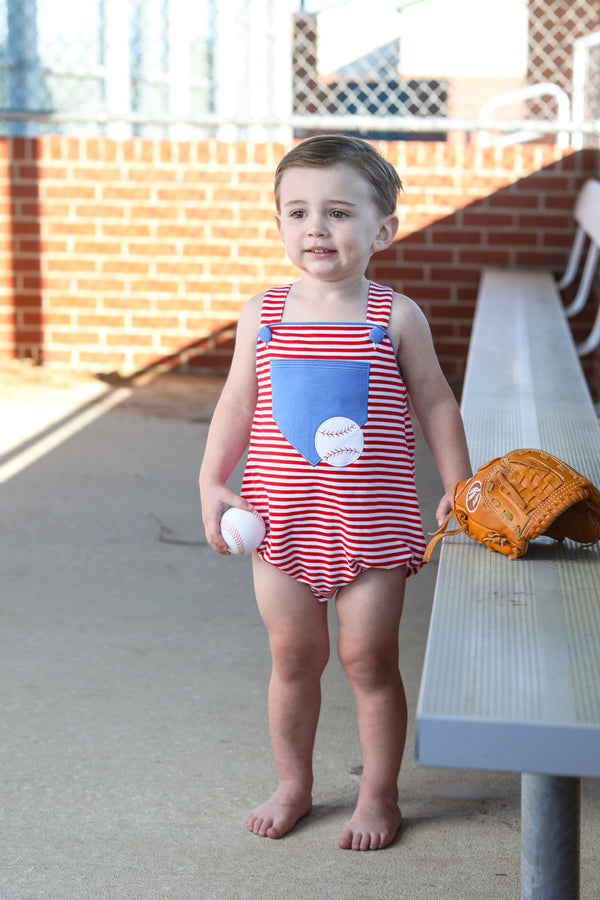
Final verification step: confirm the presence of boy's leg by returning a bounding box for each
[246,553,330,839]
[335,566,407,851]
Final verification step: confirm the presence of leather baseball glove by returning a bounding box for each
[424,448,600,561]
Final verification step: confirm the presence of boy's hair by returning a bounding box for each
[274,134,402,217]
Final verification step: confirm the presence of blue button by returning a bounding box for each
[258,325,273,343]
[369,325,387,345]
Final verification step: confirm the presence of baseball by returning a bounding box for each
[220,507,266,555]
[314,416,364,467]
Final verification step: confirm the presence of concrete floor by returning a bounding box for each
[1,366,598,899]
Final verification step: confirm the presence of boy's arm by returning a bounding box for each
[199,294,262,553]
[392,295,472,526]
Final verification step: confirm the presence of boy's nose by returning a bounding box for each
[308,217,328,236]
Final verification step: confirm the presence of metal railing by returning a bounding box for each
[476,83,572,149]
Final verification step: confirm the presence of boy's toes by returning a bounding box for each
[338,826,353,850]
[246,813,262,834]
[246,814,271,837]
[338,827,383,851]
[338,801,402,851]
[246,789,312,840]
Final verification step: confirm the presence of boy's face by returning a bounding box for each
[275,163,398,283]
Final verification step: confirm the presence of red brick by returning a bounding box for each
[75,203,125,219]
[48,329,101,345]
[78,313,126,329]
[434,229,482,245]
[73,240,122,256]
[130,314,181,330]
[78,349,127,367]
[105,332,155,347]
[518,213,572,230]
[76,277,126,292]
[488,232,537,247]
[461,211,514,228]
[459,248,511,266]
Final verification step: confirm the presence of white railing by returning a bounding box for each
[477,83,572,149]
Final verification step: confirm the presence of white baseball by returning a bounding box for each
[220,507,266,555]
[314,416,364,467]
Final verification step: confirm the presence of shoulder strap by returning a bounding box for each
[366,282,393,327]
[260,285,292,325]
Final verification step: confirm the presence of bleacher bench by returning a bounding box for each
[416,179,600,900]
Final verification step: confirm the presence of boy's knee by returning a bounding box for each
[338,646,396,690]
[272,641,329,682]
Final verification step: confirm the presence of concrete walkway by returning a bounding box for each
[1,368,598,899]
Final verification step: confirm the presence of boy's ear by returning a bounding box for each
[372,214,399,253]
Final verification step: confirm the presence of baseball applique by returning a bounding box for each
[314,416,364,467]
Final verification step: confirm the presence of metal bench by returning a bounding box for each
[415,181,600,900]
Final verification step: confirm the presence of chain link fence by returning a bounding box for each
[0,0,215,138]
[0,0,599,145]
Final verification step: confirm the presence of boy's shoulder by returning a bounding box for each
[236,292,264,339]
[244,291,266,312]
[389,289,423,321]
[243,284,292,311]
[387,290,432,347]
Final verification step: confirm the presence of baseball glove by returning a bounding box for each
[424,448,600,561]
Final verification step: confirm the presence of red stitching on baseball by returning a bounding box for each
[318,424,357,439]
[323,446,361,460]
[222,521,244,553]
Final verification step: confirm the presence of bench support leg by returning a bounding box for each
[521,774,580,900]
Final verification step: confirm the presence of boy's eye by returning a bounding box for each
[290,209,306,218]
[330,209,348,219]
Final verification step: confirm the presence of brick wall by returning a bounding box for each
[1,137,598,388]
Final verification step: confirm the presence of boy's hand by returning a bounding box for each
[200,485,256,555]
[435,492,453,527]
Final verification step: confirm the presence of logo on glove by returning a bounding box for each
[466,480,482,513]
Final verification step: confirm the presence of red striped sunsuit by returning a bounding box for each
[241,281,426,601]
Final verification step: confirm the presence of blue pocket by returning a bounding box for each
[270,359,370,466]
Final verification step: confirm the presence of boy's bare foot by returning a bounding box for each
[338,796,402,851]
[246,786,312,839]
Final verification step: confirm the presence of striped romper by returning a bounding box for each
[241,281,426,601]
